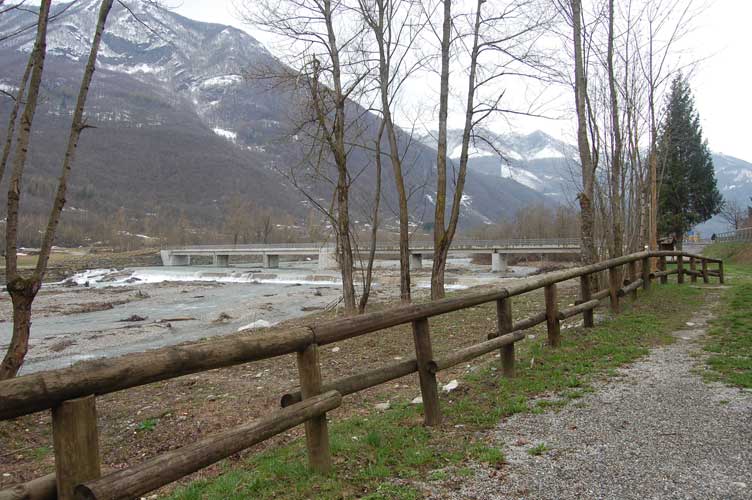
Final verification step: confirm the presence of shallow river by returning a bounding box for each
[0,258,538,374]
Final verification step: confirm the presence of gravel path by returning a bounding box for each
[428,294,752,499]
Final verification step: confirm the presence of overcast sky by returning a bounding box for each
[170,0,751,162]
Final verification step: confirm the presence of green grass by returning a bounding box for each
[527,443,548,456]
[136,418,159,432]
[167,284,705,500]
[702,242,752,265]
[703,261,752,388]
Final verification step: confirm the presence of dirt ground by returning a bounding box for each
[0,252,580,494]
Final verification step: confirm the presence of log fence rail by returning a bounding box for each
[0,250,723,500]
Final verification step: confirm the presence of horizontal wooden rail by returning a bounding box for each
[486,311,547,340]
[429,330,526,373]
[559,298,600,320]
[618,279,643,297]
[281,359,417,407]
[0,327,314,421]
[0,473,56,500]
[75,391,342,500]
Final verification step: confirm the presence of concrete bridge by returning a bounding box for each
[160,239,580,272]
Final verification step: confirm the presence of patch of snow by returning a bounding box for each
[531,145,565,160]
[0,82,18,94]
[425,193,435,205]
[734,170,752,182]
[199,75,243,88]
[460,194,472,208]
[504,149,523,161]
[500,164,544,191]
[212,128,237,141]
[99,62,161,75]
[449,143,495,159]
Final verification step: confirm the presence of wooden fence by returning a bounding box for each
[0,250,724,500]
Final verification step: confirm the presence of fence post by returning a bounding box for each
[544,284,561,347]
[608,266,620,313]
[52,395,101,500]
[641,256,651,290]
[689,257,697,283]
[296,343,332,473]
[495,298,515,377]
[412,318,441,426]
[659,256,668,284]
[579,274,594,328]
[677,254,684,284]
[719,261,725,284]
[627,260,638,300]
[702,258,709,283]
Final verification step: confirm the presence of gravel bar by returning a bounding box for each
[428,293,752,499]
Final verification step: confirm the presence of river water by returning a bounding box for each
[0,258,538,374]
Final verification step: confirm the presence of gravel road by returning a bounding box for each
[427,292,752,499]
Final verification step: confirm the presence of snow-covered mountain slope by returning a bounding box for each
[0,0,545,233]
[418,128,752,222]
[418,129,580,200]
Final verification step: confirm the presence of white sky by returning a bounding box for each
[169,0,751,161]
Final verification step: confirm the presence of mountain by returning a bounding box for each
[418,128,580,201]
[695,153,752,236]
[417,129,752,236]
[0,0,544,246]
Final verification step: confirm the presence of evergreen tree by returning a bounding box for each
[657,74,722,247]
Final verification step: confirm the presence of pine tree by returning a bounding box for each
[657,74,722,247]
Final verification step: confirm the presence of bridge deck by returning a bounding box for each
[165,239,581,256]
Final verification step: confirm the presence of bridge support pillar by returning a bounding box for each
[409,253,422,270]
[213,254,229,267]
[161,251,190,266]
[491,252,507,273]
[263,254,279,268]
[318,247,337,270]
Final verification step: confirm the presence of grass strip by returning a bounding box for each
[704,262,752,388]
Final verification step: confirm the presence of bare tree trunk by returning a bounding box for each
[1,0,50,380]
[371,0,411,303]
[606,0,623,259]
[432,0,484,300]
[571,0,598,268]
[322,0,357,313]
[431,0,452,300]
[358,122,384,313]
[0,56,33,184]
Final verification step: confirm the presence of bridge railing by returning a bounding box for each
[164,238,581,252]
[0,250,722,500]
[716,227,752,242]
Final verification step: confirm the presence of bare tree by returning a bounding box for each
[429,0,552,299]
[243,0,374,313]
[1,0,115,379]
[557,0,599,267]
[719,199,747,231]
[357,0,425,304]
